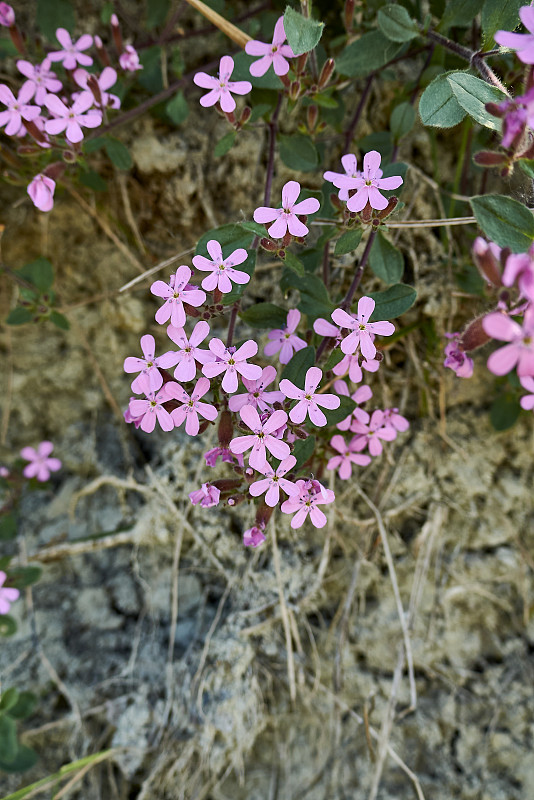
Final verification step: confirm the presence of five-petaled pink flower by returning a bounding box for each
[243,524,266,547]
[229,405,290,469]
[327,434,371,479]
[73,67,121,109]
[350,410,397,457]
[520,375,534,410]
[193,55,252,113]
[192,240,250,294]
[203,339,262,393]
[382,408,409,432]
[495,6,534,63]
[333,351,380,383]
[44,93,102,143]
[254,181,320,239]
[228,365,284,412]
[27,174,56,212]
[0,3,15,27]
[249,455,299,507]
[280,366,340,427]
[334,380,372,431]
[0,83,40,136]
[119,45,143,72]
[167,320,214,382]
[124,334,179,393]
[323,153,366,202]
[0,571,19,615]
[127,379,175,433]
[151,266,207,328]
[189,483,220,507]
[281,478,335,529]
[264,308,307,364]
[17,58,62,105]
[332,297,395,359]
[244,15,297,77]
[482,306,534,376]
[20,441,61,481]
[168,377,218,436]
[335,150,403,212]
[48,27,93,70]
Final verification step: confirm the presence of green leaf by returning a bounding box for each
[279,133,318,172]
[146,0,170,29]
[323,394,356,426]
[0,689,19,715]
[0,745,38,774]
[138,46,164,93]
[439,0,485,30]
[8,566,42,589]
[280,346,316,388]
[6,308,32,326]
[79,170,108,192]
[368,283,417,320]
[196,224,254,257]
[239,303,288,329]
[241,220,267,237]
[482,0,522,48]
[17,258,54,292]
[419,71,467,128]
[100,2,114,24]
[165,91,189,125]
[334,229,363,256]
[377,4,418,42]
[283,251,305,276]
[49,311,70,330]
[369,231,404,284]
[323,348,344,370]
[248,103,273,123]
[0,715,17,764]
[83,137,107,154]
[519,159,534,179]
[282,270,335,321]
[470,194,534,252]
[447,72,505,130]
[8,693,38,721]
[231,50,282,90]
[104,137,132,170]
[214,130,236,157]
[0,616,16,637]
[490,393,521,430]
[336,30,403,77]
[292,435,316,469]
[390,102,416,141]
[36,0,74,40]
[283,6,324,54]
[0,514,17,542]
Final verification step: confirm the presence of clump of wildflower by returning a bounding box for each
[245,16,297,77]
[20,441,61,481]
[193,55,251,113]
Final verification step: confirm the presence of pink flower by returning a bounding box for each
[520,375,534,410]
[166,320,214,382]
[73,67,121,109]
[350,410,397,457]
[0,4,15,26]
[502,248,534,302]
[124,334,179,393]
[228,365,284,412]
[0,83,40,136]
[243,525,266,547]
[335,151,403,212]
[202,339,262,393]
[127,381,175,433]
[264,309,307,364]
[119,45,143,72]
[280,478,335,529]
[254,180,320,239]
[48,27,93,70]
[244,16,296,77]
[382,408,409,432]
[482,306,534,377]
[20,441,61,481]
[150,266,206,328]
[249,455,300,506]
[192,240,250,294]
[229,405,290,469]
[168,377,218,435]
[189,483,220,508]
[333,379,372,431]
[44,93,102,143]
[280,366,340,427]
[204,447,243,467]
[17,58,62,105]
[443,334,474,378]
[0,466,10,478]
[27,174,55,212]
[495,6,534,63]
[124,398,143,428]
[327,434,371,479]
[313,317,340,339]
[193,55,251,113]
[333,352,380,383]
[0,572,19,615]
[323,153,366,202]
[331,297,395,359]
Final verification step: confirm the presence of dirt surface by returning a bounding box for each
[1,6,534,800]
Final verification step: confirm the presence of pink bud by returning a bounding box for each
[0,3,15,26]
[27,174,55,212]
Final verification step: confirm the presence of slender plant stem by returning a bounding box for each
[426,29,508,94]
[344,73,374,151]
[322,240,330,288]
[226,303,239,347]
[264,93,283,207]
[341,227,377,310]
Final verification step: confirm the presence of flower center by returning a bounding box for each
[228,358,235,366]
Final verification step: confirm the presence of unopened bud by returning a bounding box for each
[239,106,251,126]
[307,103,318,131]
[255,502,273,529]
[296,52,308,73]
[62,149,77,163]
[87,74,102,106]
[260,237,276,251]
[43,161,66,181]
[318,58,335,89]
[472,237,503,287]
[21,119,47,144]
[213,288,223,304]
[281,231,292,248]
[94,35,111,66]
[344,0,355,31]
[211,478,242,492]
[485,101,505,119]
[218,410,233,448]
[224,109,236,125]
[227,493,246,506]
[111,13,123,54]
[473,150,507,167]
[17,144,42,156]
[460,315,492,352]
[360,203,372,223]
[289,80,301,101]
[183,303,200,317]
[375,196,399,220]
[330,193,343,210]
[280,73,291,89]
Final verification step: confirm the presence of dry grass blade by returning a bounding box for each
[183,0,251,47]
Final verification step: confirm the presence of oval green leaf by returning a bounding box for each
[470,194,534,252]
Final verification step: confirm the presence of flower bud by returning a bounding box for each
[94,35,111,66]
[459,315,492,352]
[218,410,233,448]
[485,101,505,119]
[260,237,276,251]
[239,106,251,126]
[0,3,15,26]
[110,12,123,54]
[87,74,103,106]
[344,0,355,31]
[307,103,318,132]
[360,203,372,223]
[182,303,200,317]
[375,196,398,220]
[296,52,308,73]
[213,288,223,305]
[289,80,301,101]
[472,237,503,287]
[255,502,273,529]
[318,58,335,89]
[473,151,507,167]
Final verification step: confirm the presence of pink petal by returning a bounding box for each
[369,320,395,336]
[308,403,327,426]
[520,5,534,33]
[194,72,217,89]
[268,216,289,239]
[249,54,272,77]
[140,334,155,360]
[482,312,520,341]
[377,175,403,190]
[347,186,369,213]
[341,153,358,174]
[304,366,322,394]
[357,296,375,323]
[234,339,258,361]
[363,149,381,178]
[45,94,68,117]
[245,41,271,56]
[240,404,261,430]
[199,88,221,107]
[249,477,271,497]
[289,399,308,424]
[253,206,279,223]
[55,27,72,48]
[367,185,388,210]
[263,409,288,434]
[219,55,235,79]
[279,379,302,400]
[282,180,301,208]
[314,393,340,410]
[219,89,236,113]
[309,506,327,528]
[287,216,309,237]
[292,197,320,215]
[265,437,290,461]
